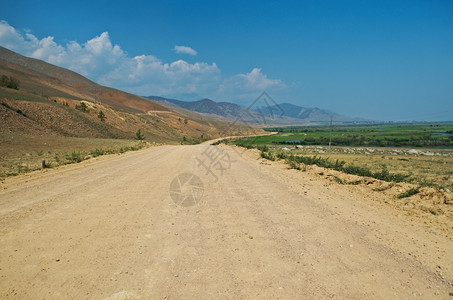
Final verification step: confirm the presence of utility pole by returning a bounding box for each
[329,117,332,152]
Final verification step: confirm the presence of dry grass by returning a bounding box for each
[0,134,143,178]
[274,146,453,191]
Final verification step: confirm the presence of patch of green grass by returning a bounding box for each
[396,187,420,199]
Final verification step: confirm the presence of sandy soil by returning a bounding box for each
[0,144,452,299]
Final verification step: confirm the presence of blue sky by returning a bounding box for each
[1,0,452,121]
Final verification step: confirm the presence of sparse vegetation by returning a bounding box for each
[228,140,426,186]
[0,134,148,179]
[228,136,453,190]
[273,153,410,183]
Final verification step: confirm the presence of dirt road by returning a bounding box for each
[0,144,452,299]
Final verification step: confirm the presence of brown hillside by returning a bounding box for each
[0,46,168,113]
[0,46,264,144]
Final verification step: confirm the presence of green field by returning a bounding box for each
[236,123,453,148]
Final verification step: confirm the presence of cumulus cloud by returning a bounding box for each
[0,20,286,102]
[173,45,197,56]
[222,68,286,91]
[98,54,221,97]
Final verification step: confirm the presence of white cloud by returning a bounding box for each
[0,20,286,102]
[98,55,221,97]
[0,20,39,55]
[173,45,197,56]
[222,68,286,91]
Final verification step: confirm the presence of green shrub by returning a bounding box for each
[212,139,228,145]
[97,110,106,122]
[257,145,269,152]
[276,152,288,160]
[260,150,275,161]
[0,75,20,89]
[75,102,88,112]
[287,159,301,170]
[66,151,82,163]
[135,129,145,140]
[90,148,105,157]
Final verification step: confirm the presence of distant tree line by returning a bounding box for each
[0,75,20,90]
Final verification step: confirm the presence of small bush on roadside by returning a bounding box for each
[257,145,269,152]
[276,152,288,160]
[260,150,275,161]
[90,148,105,157]
[287,159,301,170]
[66,151,82,163]
[212,139,228,145]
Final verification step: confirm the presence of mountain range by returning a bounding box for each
[145,96,365,125]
